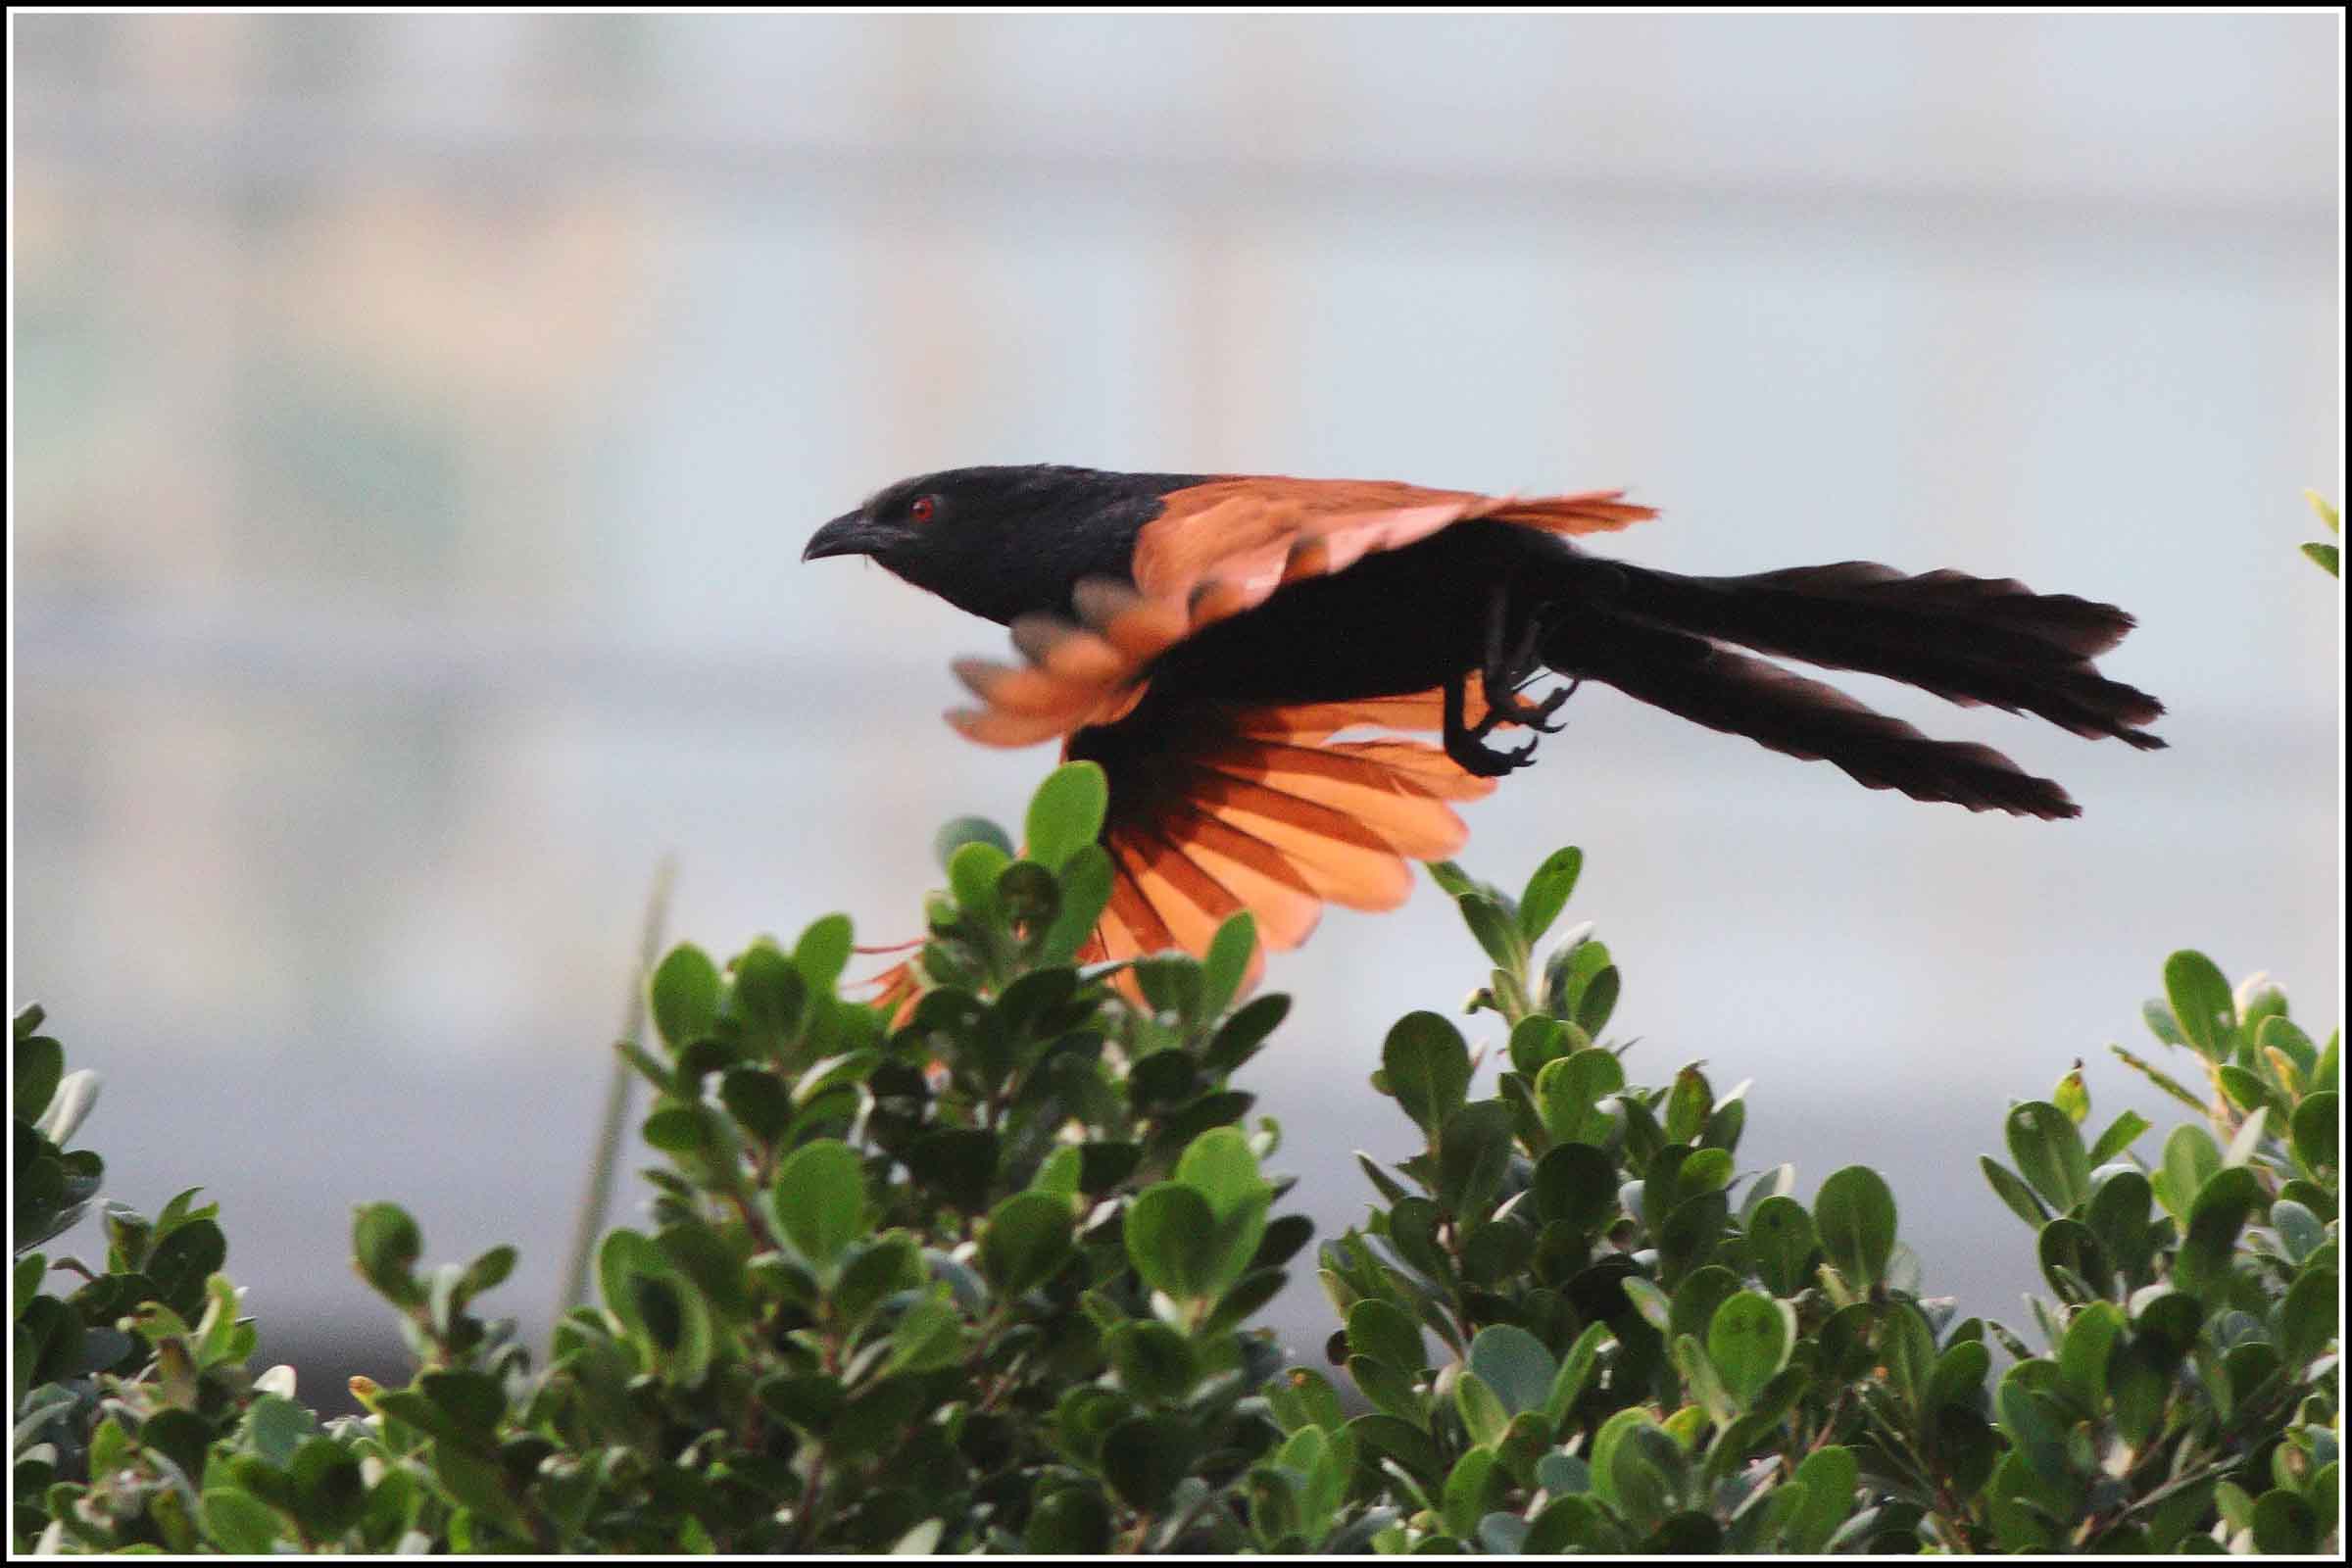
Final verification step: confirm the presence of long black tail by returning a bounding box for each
[1540,557,2166,819]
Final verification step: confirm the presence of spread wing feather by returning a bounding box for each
[936,481,1657,985]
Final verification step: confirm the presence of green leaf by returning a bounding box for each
[1348,1298,1430,1374]
[1200,913,1257,1017]
[934,815,1014,869]
[2088,1110,2153,1167]
[979,1191,1076,1298]
[2156,1124,2223,1223]
[1535,1048,1625,1147]
[1039,844,1116,964]
[2278,1266,2337,1371]
[1175,1126,1267,1215]
[1746,1196,1818,1297]
[1026,761,1109,871]
[832,1235,920,1328]
[2270,1199,2325,1263]
[1525,1494,1606,1553]
[15,1032,63,1125]
[2222,1103,2268,1168]
[2052,1064,2089,1124]
[2057,1301,2125,1411]
[1656,1192,1729,1286]
[1204,993,1290,1076]
[1668,1264,1742,1350]
[199,1488,284,1553]
[1466,1324,1556,1417]
[1105,1321,1197,1402]
[1784,1446,1858,1553]
[1455,1369,1510,1448]
[2083,1170,2159,1282]
[794,913,856,995]
[1507,1015,1571,1076]
[885,1291,966,1376]
[996,858,1060,933]
[2005,1101,2091,1213]
[731,944,807,1046]
[1517,848,1584,946]
[2037,1217,2112,1303]
[2219,1064,2284,1119]
[1348,1354,1427,1427]
[2291,1091,2338,1181]
[2177,1165,2266,1298]
[1622,1275,1673,1333]
[1177,1128,1273,1292]
[1532,1142,1618,1232]
[773,1140,868,1269]
[906,1127,1000,1211]
[1813,1166,1896,1292]
[2259,1012,2319,1077]
[1026,1487,1113,1555]
[1545,1321,1613,1425]
[1436,1102,1515,1219]
[720,1068,793,1147]
[2108,1337,2169,1449]
[351,1202,423,1305]
[245,1395,318,1469]
[1979,1155,2051,1230]
[1926,1337,1991,1414]
[1382,1012,1473,1133]
[650,944,721,1050]
[2308,488,2341,536]
[1664,1066,1713,1146]
[1456,894,1523,972]
[1100,1414,1195,1511]
[1590,1408,1673,1528]
[1442,1446,1505,1539]
[2252,1489,2319,1553]
[289,1437,368,1541]
[2163,951,2235,1057]
[948,840,1010,920]
[1707,1292,1792,1407]
[1124,1184,1221,1300]
[419,1369,505,1434]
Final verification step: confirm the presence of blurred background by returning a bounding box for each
[14,13,2341,1401]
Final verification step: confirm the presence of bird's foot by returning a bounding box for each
[1446,731,1541,778]
[1480,677,1581,734]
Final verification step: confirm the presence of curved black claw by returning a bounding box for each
[1480,678,1583,734]
[1521,686,1574,733]
[1449,734,1541,778]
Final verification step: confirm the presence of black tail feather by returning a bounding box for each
[1541,557,2165,818]
[1554,559,2166,749]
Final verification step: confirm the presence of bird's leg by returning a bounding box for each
[1475,582,1579,733]
[1445,667,1537,778]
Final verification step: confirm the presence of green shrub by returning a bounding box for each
[10,512,2339,1551]
[11,760,2339,1552]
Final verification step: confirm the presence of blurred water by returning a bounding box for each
[13,13,2341,1390]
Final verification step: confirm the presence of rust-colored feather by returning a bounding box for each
[1153,803,1325,951]
[1204,740,1472,858]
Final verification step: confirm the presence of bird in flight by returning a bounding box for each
[805,465,2164,979]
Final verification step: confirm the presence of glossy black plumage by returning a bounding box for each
[806,464,2166,971]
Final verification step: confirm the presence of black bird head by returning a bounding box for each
[804,464,1207,625]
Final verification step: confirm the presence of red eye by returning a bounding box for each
[909,495,937,524]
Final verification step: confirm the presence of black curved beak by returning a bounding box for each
[802,510,888,564]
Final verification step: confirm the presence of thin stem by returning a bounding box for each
[557,856,677,1316]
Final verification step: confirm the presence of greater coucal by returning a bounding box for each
[805,466,2163,974]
